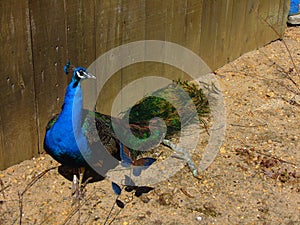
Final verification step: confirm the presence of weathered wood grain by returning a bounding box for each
[0,0,289,169]
[29,0,68,155]
[94,0,123,115]
[65,0,97,110]
[0,0,37,169]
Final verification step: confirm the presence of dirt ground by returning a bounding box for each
[1,26,300,225]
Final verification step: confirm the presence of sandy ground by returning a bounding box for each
[1,26,300,225]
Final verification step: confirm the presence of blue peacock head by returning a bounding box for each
[64,61,96,82]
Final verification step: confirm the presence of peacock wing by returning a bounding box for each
[81,109,120,158]
[45,114,59,131]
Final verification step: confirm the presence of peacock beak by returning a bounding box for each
[85,72,96,79]
[77,71,96,80]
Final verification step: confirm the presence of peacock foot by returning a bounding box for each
[71,170,87,201]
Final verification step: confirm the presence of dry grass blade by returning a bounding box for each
[0,178,10,197]
[61,190,96,225]
[20,166,58,196]
[18,166,58,225]
[258,14,300,93]
[104,185,125,225]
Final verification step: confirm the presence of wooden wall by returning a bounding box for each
[0,0,289,170]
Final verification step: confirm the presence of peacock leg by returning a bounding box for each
[72,171,80,198]
[162,139,201,179]
[78,167,85,190]
[71,167,86,199]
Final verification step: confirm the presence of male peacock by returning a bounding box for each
[44,62,207,196]
[44,63,136,195]
[44,65,99,195]
[44,63,157,195]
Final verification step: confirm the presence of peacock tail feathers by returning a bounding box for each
[122,79,209,138]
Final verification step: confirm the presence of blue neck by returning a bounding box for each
[52,79,89,158]
[60,80,83,136]
[44,77,92,167]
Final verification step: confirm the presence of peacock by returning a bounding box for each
[44,62,209,196]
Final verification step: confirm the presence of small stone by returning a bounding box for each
[294,95,300,104]
[158,193,173,206]
[196,216,202,221]
[140,195,150,203]
[219,146,227,154]
[137,214,146,220]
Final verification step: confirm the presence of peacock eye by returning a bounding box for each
[76,70,85,79]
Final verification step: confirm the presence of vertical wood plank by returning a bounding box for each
[165,0,186,45]
[185,0,203,54]
[144,0,167,78]
[65,0,97,110]
[222,0,234,64]
[256,0,275,47]
[228,0,247,62]
[212,0,232,69]
[94,0,123,115]
[165,0,189,80]
[119,0,147,112]
[65,0,96,66]
[199,0,217,69]
[0,0,37,169]
[267,0,280,27]
[240,0,259,54]
[265,0,288,38]
[30,0,68,153]
[278,0,290,36]
[145,0,167,40]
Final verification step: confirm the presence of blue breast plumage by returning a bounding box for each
[44,67,94,167]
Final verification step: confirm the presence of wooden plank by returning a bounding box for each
[165,0,186,45]
[65,0,97,110]
[267,0,280,29]
[144,0,184,101]
[258,0,282,42]
[120,0,146,44]
[213,0,232,69]
[165,0,188,80]
[185,0,203,54]
[278,0,290,35]
[266,0,288,38]
[222,0,234,64]
[199,0,217,69]
[95,0,123,114]
[240,0,260,54]
[144,0,167,79]
[145,0,166,40]
[256,0,275,47]
[228,0,247,62]
[119,0,147,112]
[65,0,96,65]
[0,0,37,169]
[185,0,207,79]
[29,0,68,153]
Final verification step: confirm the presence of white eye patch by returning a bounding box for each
[76,71,86,79]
